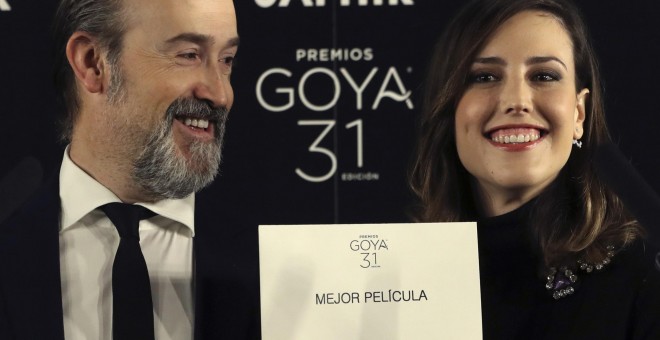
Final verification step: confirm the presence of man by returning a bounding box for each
[0,0,260,339]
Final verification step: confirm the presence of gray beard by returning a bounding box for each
[106,62,227,201]
[132,102,228,201]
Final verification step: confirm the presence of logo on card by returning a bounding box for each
[350,234,388,268]
[0,0,11,11]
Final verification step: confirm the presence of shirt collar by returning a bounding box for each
[59,146,195,235]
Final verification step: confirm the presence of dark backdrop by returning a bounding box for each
[1,0,659,225]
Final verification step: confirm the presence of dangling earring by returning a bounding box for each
[573,127,582,148]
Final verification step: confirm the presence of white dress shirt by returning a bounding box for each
[59,148,195,339]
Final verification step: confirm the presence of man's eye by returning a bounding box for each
[222,56,235,67]
[179,52,200,60]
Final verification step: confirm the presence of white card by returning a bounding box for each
[259,223,482,340]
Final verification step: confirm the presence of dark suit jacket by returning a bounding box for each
[0,171,262,339]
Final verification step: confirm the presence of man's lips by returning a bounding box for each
[486,126,547,145]
[180,117,211,129]
[173,115,216,140]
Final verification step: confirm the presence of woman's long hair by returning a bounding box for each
[409,0,641,267]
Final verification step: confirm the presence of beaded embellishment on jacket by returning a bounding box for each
[545,245,616,300]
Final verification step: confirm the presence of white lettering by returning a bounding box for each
[256,68,294,112]
[340,0,413,5]
[256,0,412,7]
[0,0,11,11]
[341,68,377,110]
[295,120,337,182]
[295,49,306,61]
[364,48,374,61]
[372,66,413,110]
[256,66,413,112]
[299,67,341,111]
[254,0,277,7]
[295,48,373,63]
[341,172,380,181]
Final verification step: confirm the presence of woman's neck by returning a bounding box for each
[473,182,545,217]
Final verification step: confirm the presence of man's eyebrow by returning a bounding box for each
[526,56,567,70]
[164,33,240,49]
[165,33,216,46]
[226,36,240,49]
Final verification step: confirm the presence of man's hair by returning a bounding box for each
[52,0,127,141]
[409,0,641,268]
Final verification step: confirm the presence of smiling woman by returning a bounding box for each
[410,0,660,338]
[455,11,588,217]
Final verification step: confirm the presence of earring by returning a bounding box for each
[572,139,582,148]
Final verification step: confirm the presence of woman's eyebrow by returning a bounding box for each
[472,56,567,71]
[526,56,567,70]
[473,56,506,65]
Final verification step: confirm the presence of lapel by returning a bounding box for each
[0,171,65,339]
[192,188,261,340]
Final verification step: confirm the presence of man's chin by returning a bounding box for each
[133,138,221,201]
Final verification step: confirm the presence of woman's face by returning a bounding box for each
[454,10,589,215]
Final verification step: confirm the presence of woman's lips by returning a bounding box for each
[486,127,546,150]
[489,127,542,144]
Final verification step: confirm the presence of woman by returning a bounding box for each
[410,0,660,338]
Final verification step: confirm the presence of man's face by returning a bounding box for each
[103,0,238,200]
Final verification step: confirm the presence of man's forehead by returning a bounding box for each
[124,0,237,41]
[126,0,235,14]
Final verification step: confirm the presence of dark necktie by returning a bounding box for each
[101,203,157,340]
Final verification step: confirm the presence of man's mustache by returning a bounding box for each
[166,97,229,122]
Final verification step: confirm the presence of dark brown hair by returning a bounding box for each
[52,0,127,141]
[410,0,641,267]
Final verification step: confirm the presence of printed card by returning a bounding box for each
[259,223,482,339]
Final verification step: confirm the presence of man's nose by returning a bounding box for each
[499,77,532,115]
[193,64,232,109]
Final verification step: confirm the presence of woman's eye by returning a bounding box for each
[532,72,561,82]
[469,73,499,83]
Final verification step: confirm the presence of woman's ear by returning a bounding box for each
[65,31,107,94]
[574,88,590,139]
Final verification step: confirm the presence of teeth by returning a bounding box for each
[182,118,210,129]
[492,133,539,144]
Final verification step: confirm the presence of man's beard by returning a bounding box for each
[131,98,229,201]
[106,60,228,201]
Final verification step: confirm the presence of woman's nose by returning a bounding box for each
[499,77,532,115]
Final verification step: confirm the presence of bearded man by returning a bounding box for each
[0,0,260,339]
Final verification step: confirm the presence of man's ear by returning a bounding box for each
[65,32,107,94]
[574,88,590,139]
